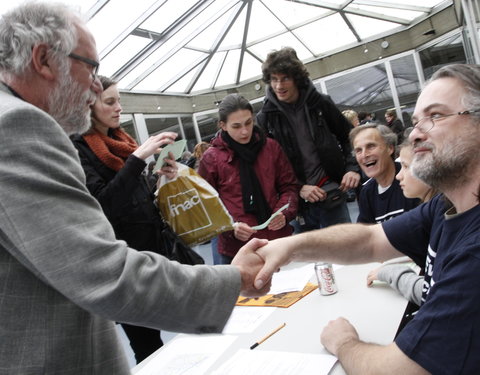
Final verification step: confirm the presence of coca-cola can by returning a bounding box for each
[314,262,338,295]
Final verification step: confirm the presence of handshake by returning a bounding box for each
[230,237,293,298]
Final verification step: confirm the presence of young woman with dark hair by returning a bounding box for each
[198,94,300,264]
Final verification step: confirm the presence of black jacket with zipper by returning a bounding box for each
[71,133,167,256]
[256,81,359,185]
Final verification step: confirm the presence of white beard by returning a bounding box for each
[48,71,95,135]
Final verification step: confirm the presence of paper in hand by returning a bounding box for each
[251,203,289,230]
[153,139,187,172]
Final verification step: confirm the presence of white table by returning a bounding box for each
[133,263,408,375]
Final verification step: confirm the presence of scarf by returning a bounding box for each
[221,127,272,224]
[83,128,138,171]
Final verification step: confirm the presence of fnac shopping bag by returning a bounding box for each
[157,164,234,246]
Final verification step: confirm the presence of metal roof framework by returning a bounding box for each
[1,0,453,95]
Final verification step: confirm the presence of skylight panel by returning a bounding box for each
[216,49,241,87]
[187,10,237,50]
[347,14,402,40]
[356,0,445,7]
[132,48,205,91]
[298,0,344,7]
[192,51,228,91]
[87,0,158,53]
[348,4,425,21]
[239,52,263,83]
[262,0,331,25]
[218,6,248,49]
[117,42,198,90]
[98,35,150,78]
[164,69,198,93]
[140,0,198,34]
[294,13,357,55]
[248,34,313,61]
[245,1,291,45]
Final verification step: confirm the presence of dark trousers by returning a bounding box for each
[121,323,163,364]
[292,200,352,233]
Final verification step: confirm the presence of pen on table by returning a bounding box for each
[249,323,286,350]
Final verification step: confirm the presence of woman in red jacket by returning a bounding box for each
[198,94,300,264]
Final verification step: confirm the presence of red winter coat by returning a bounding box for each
[198,132,300,257]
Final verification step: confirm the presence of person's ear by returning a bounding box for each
[31,44,56,81]
[219,121,227,131]
[387,144,395,156]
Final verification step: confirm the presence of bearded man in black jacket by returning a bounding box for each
[256,47,360,231]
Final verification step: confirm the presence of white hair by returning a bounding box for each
[0,2,80,81]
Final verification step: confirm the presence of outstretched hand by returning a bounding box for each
[252,237,294,291]
[231,238,271,297]
[133,131,177,160]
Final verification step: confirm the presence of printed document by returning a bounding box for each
[133,334,236,375]
[211,349,337,375]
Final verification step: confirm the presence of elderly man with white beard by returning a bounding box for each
[0,2,270,374]
[251,64,480,375]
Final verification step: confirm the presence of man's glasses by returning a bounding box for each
[68,52,99,81]
[412,109,480,133]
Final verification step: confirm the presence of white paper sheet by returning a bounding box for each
[251,203,290,230]
[269,263,315,294]
[211,349,337,375]
[222,306,276,334]
[134,334,236,375]
[153,139,187,172]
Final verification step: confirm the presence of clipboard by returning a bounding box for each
[153,139,187,172]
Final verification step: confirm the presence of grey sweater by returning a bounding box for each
[378,264,423,306]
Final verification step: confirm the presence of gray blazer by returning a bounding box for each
[0,84,240,374]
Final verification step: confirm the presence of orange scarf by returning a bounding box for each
[83,128,138,171]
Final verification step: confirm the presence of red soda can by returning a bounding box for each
[314,262,338,295]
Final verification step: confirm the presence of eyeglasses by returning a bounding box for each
[412,109,480,133]
[68,52,99,81]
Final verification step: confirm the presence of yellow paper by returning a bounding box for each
[236,283,318,308]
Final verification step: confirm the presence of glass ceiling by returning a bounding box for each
[2,0,452,95]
